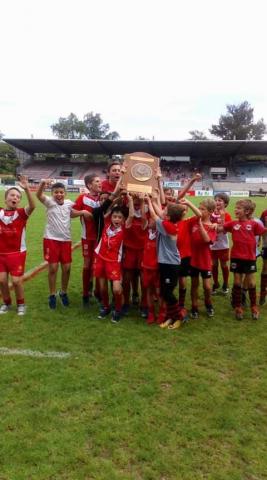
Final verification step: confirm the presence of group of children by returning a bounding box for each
[0,164,266,328]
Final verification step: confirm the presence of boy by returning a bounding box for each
[36,180,90,309]
[146,196,185,330]
[101,162,121,193]
[94,195,134,323]
[188,199,217,318]
[259,208,267,305]
[211,193,232,295]
[220,200,267,320]
[73,174,102,304]
[0,175,35,315]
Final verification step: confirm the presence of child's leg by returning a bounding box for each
[191,276,199,311]
[61,263,71,293]
[159,264,179,322]
[132,270,140,301]
[99,278,109,309]
[0,272,12,305]
[82,257,91,298]
[11,276,25,305]
[48,263,59,295]
[246,273,257,307]
[232,273,243,308]
[112,280,122,312]
[212,257,219,288]
[220,259,229,289]
[260,258,267,303]
[122,269,133,307]
[178,276,187,307]
[203,277,213,309]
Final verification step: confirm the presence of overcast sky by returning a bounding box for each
[1,0,267,140]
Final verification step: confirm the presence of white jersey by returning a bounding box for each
[43,196,74,241]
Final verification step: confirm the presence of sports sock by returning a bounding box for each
[212,264,219,287]
[82,268,91,297]
[114,292,122,312]
[17,298,25,306]
[248,287,257,308]
[232,285,242,308]
[3,297,11,305]
[178,287,186,307]
[260,273,267,298]
[101,288,109,309]
[221,265,229,287]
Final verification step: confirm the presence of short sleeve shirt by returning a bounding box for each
[0,207,29,254]
[223,219,266,260]
[43,196,74,241]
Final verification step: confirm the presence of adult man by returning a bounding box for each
[101,162,121,193]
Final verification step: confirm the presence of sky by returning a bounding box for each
[1,0,267,140]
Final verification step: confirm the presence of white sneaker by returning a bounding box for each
[0,304,11,314]
[17,304,26,316]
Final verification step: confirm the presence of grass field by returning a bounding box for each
[0,192,266,480]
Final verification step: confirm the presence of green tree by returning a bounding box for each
[188,130,208,140]
[209,101,266,140]
[51,112,119,140]
[0,131,4,140]
[0,142,19,175]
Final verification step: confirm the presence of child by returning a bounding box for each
[211,193,232,295]
[73,175,101,304]
[147,196,185,330]
[94,195,134,323]
[188,199,217,318]
[0,176,35,315]
[259,208,267,305]
[220,200,267,320]
[36,180,90,309]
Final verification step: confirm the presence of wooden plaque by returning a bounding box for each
[122,152,159,194]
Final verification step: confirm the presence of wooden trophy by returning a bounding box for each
[122,152,159,194]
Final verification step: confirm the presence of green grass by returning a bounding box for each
[0,193,267,480]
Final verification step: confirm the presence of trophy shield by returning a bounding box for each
[122,152,159,194]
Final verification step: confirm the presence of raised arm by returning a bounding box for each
[179,198,201,217]
[146,195,159,221]
[177,173,202,200]
[125,193,134,228]
[36,179,51,204]
[19,175,35,215]
[198,218,215,242]
[155,165,165,205]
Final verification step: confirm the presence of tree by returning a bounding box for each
[0,142,19,175]
[188,130,208,140]
[209,101,266,140]
[0,131,4,140]
[51,112,119,140]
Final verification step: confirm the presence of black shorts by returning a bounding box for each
[190,266,212,279]
[262,247,267,260]
[179,257,191,277]
[230,258,257,274]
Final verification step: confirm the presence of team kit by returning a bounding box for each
[0,162,266,327]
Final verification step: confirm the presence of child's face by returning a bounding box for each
[164,189,173,201]
[88,177,101,194]
[111,211,124,228]
[235,204,247,220]
[5,189,21,210]
[199,204,210,219]
[52,187,65,205]
[215,197,226,211]
[109,165,121,183]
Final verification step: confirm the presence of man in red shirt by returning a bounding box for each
[0,175,35,315]
[101,162,121,193]
[73,174,101,304]
[221,200,267,320]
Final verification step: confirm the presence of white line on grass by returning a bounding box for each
[0,347,70,359]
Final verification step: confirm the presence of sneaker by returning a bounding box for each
[212,284,220,295]
[251,306,260,320]
[140,307,148,319]
[168,319,182,330]
[159,318,173,328]
[259,295,266,306]
[178,307,188,322]
[111,310,121,323]
[98,306,111,319]
[82,295,90,306]
[121,304,130,316]
[222,285,229,295]
[17,304,26,316]
[49,295,57,309]
[190,309,199,319]
[59,292,69,307]
[147,312,156,324]
[0,304,11,314]
[132,294,140,307]
[235,307,244,320]
[206,306,215,318]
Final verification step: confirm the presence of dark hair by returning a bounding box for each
[214,192,230,206]
[51,182,66,191]
[5,187,22,199]
[84,174,99,188]
[107,162,121,172]
[111,206,125,217]
[166,203,185,223]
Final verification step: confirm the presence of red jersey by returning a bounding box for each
[142,228,158,270]
[177,218,192,258]
[123,211,147,250]
[188,216,217,270]
[0,208,29,254]
[101,179,116,193]
[95,223,124,262]
[73,194,100,241]
[223,219,266,260]
[260,209,267,226]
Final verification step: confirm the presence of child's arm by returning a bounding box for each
[179,198,201,217]
[19,175,35,215]
[36,179,52,204]
[151,191,164,218]
[155,165,165,205]
[140,193,148,230]
[71,208,91,219]
[146,195,159,221]
[198,218,215,243]
[125,193,134,228]
[177,173,202,200]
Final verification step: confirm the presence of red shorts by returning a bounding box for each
[122,247,143,270]
[142,268,160,289]
[0,251,26,277]
[211,249,230,263]
[82,239,97,259]
[43,239,72,264]
[94,255,122,281]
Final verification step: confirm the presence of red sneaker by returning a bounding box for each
[147,312,155,324]
[157,311,166,324]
